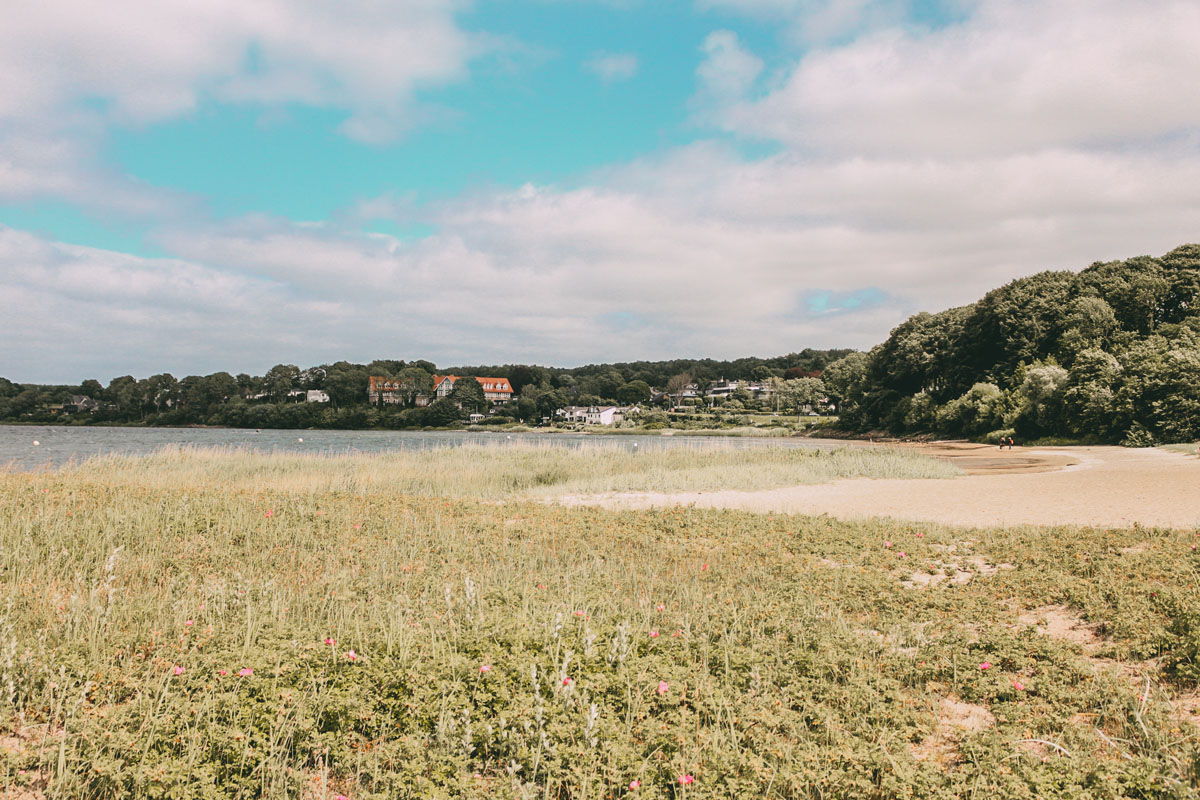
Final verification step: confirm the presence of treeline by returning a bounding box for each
[0,349,849,429]
[823,244,1200,445]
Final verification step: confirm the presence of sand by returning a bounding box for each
[556,443,1200,530]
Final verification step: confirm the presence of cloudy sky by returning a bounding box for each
[2,0,1198,383]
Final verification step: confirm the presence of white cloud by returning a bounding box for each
[585,52,640,82]
[696,31,764,101]
[715,0,1200,156]
[697,0,920,44]
[0,0,480,141]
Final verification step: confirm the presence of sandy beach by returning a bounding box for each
[556,443,1200,529]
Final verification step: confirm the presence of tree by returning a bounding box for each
[426,397,462,426]
[106,376,141,417]
[616,380,651,405]
[264,364,300,402]
[323,362,369,408]
[780,377,826,413]
[79,379,104,398]
[664,373,693,405]
[449,376,486,413]
[394,366,434,407]
[145,373,179,413]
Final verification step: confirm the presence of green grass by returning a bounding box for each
[49,442,958,500]
[1,449,1198,798]
[1161,443,1200,455]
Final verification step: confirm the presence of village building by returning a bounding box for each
[371,375,514,406]
[368,376,413,405]
[432,375,514,405]
[62,395,98,413]
[556,405,625,426]
[287,389,331,403]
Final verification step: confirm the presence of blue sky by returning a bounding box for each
[1,0,1198,383]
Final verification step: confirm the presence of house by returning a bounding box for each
[704,379,772,402]
[555,405,625,426]
[368,376,413,405]
[62,395,98,413]
[431,375,514,405]
[287,389,331,403]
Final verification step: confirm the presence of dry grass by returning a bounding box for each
[0,450,1197,798]
[52,441,959,499]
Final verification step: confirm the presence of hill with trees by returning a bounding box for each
[823,244,1200,445]
[0,350,849,430]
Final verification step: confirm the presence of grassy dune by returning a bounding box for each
[51,442,959,499]
[1,448,1198,798]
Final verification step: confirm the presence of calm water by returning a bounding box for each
[0,425,838,471]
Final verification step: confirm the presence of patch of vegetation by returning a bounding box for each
[826,244,1200,445]
[1,452,1197,798]
[54,442,959,499]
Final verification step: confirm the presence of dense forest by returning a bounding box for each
[823,244,1200,445]
[0,350,849,429]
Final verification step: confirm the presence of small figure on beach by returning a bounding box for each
[1007,436,1015,449]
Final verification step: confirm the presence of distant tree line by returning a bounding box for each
[0,349,850,429]
[824,244,1200,445]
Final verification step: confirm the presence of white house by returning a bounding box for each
[556,405,624,426]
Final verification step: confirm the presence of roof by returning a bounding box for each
[434,375,513,394]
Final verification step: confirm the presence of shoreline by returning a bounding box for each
[555,444,1200,530]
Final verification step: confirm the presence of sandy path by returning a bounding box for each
[556,445,1200,530]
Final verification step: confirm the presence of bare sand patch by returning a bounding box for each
[556,445,1200,530]
[912,697,995,764]
[902,556,1013,589]
[1018,605,1102,647]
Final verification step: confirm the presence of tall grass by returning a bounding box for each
[49,441,958,499]
[0,452,1196,798]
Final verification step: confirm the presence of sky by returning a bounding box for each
[2,0,1198,384]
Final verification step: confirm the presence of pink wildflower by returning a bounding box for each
[649,630,659,638]
[898,551,907,559]
[265,510,273,518]
[701,564,708,571]
[238,668,253,677]
[678,774,695,785]
[185,619,193,626]
[480,664,492,673]
[346,650,357,661]
[916,532,924,538]
[1012,680,1025,691]
[335,795,348,800]
[353,524,361,530]
[629,779,641,789]
[574,610,585,617]
[657,681,669,696]
[883,540,893,549]
[324,637,336,646]
[562,677,572,687]
[173,665,185,676]
[672,629,683,637]
[979,662,992,671]
[656,604,665,611]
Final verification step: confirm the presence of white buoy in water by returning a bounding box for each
[298,437,303,442]
[32,440,39,446]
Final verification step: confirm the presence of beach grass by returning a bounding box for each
[48,441,959,500]
[1,449,1197,798]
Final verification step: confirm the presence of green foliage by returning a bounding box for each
[843,245,1200,444]
[1,455,1198,798]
